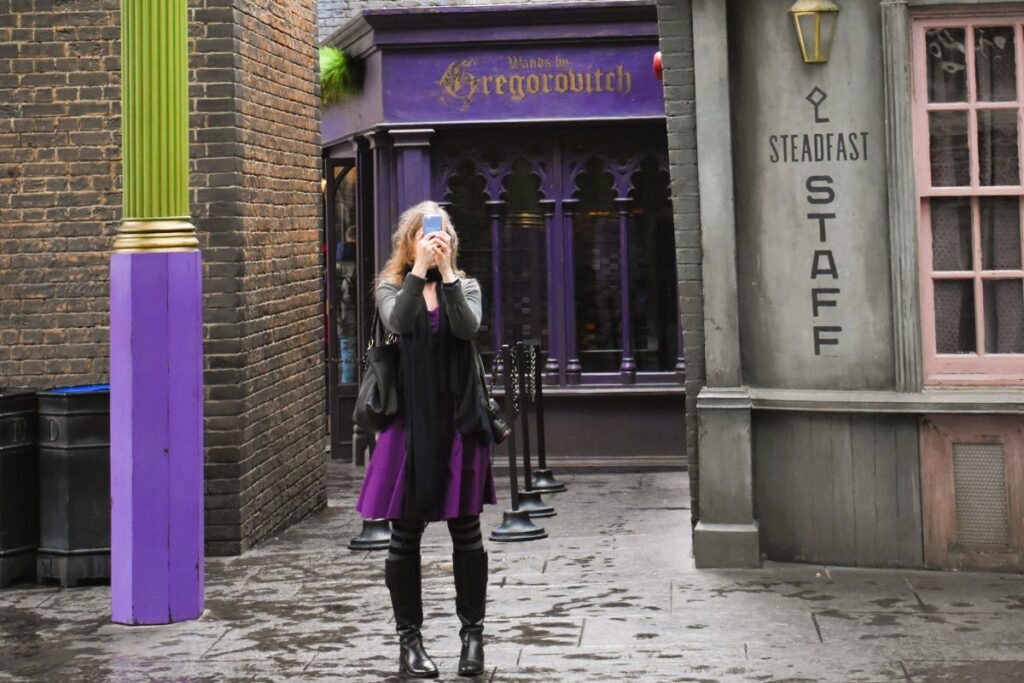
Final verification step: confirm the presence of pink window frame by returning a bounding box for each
[912,16,1024,386]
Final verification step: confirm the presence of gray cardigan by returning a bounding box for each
[376,273,482,340]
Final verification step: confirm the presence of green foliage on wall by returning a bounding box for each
[320,46,363,105]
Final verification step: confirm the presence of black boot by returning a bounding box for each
[453,550,488,677]
[385,556,439,678]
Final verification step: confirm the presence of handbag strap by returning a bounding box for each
[366,305,396,352]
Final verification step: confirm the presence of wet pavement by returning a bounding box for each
[2,462,1024,682]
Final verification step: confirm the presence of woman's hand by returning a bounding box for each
[411,230,438,278]
[428,232,457,282]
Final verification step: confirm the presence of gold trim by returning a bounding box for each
[113,219,199,253]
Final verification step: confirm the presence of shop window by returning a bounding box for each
[914,19,1024,383]
[333,165,358,385]
[445,159,494,365]
[434,130,681,386]
[573,156,622,373]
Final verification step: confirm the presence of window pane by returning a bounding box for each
[980,197,1022,270]
[573,156,621,373]
[927,28,968,103]
[983,279,1024,353]
[930,111,970,187]
[334,166,358,385]
[501,158,548,353]
[978,109,1020,186]
[798,14,818,60]
[446,159,494,365]
[931,197,973,271]
[975,27,1017,102]
[629,157,679,372]
[935,279,977,353]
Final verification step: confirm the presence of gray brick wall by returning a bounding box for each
[319,0,613,43]
[656,0,701,527]
[192,0,327,556]
[3,0,326,557]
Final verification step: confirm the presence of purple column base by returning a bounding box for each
[110,251,204,625]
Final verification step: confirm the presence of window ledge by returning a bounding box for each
[745,386,1024,414]
[491,384,686,398]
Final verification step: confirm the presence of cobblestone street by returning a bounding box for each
[2,462,1024,682]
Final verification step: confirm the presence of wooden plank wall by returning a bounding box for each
[753,411,924,568]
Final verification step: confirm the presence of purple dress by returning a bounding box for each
[355,306,498,521]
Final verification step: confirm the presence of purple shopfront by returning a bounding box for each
[321,1,685,468]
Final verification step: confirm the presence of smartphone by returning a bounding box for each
[423,214,443,235]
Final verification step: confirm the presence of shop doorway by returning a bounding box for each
[324,149,375,462]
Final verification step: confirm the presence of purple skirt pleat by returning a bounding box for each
[355,417,498,521]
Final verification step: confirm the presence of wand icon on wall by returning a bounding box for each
[806,86,829,123]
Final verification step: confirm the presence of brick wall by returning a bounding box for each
[192,0,327,556]
[231,0,326,552]
[0,0,121,385]
[656,0,702,526]
[3,0,326,556]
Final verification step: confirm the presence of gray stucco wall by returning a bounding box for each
[729,0,895,390]
[753,411,924,568]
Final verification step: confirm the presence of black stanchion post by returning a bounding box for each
[514,342,554,518]
[491,344,547,542]
[349,422,390,550]
[529,342,567,493]
[349,518,392,551]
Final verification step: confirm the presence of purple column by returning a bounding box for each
[616,197,636,383]
[111,251,204,624]
[562,198,582,384]
[111,0,203,626]
[539,198,560,382]
[487,200,506,377]
[367,131,394,273]
[392,129,434,210]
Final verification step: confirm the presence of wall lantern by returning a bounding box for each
[789,0,840,64]
[653,51,663,81]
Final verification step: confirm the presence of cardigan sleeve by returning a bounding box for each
[443,277,482,340]
[376,274,426,335]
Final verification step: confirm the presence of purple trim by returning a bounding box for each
[368,131,394,273]
[322,1,657,49]
[561,198,582,384]
[616,198,636,383]
[488,200,505,359]
[540,198,560,381]
[384,44,663,125]
[325,115,666,151]
[369,23,656,48]
[393,129,433,210]
[111,252,203,625]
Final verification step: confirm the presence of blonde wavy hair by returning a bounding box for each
[377,200,466,286]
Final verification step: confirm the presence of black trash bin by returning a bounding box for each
[36,385,110,587]
[0,388,39,588]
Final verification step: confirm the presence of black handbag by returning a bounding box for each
[353,309,400,433]
[473,342,511,444]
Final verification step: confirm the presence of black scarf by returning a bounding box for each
[398,268,491,519]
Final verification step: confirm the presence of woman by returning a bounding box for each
[355,200,497,678]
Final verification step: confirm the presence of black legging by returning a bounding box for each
[389,515,484,561]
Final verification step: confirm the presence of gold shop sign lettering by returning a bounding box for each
[438,55,634,111]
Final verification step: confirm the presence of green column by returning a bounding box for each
[115,0,196,252]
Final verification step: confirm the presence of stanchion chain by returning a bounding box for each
[526,344,537,403]
[509,348,521,418]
